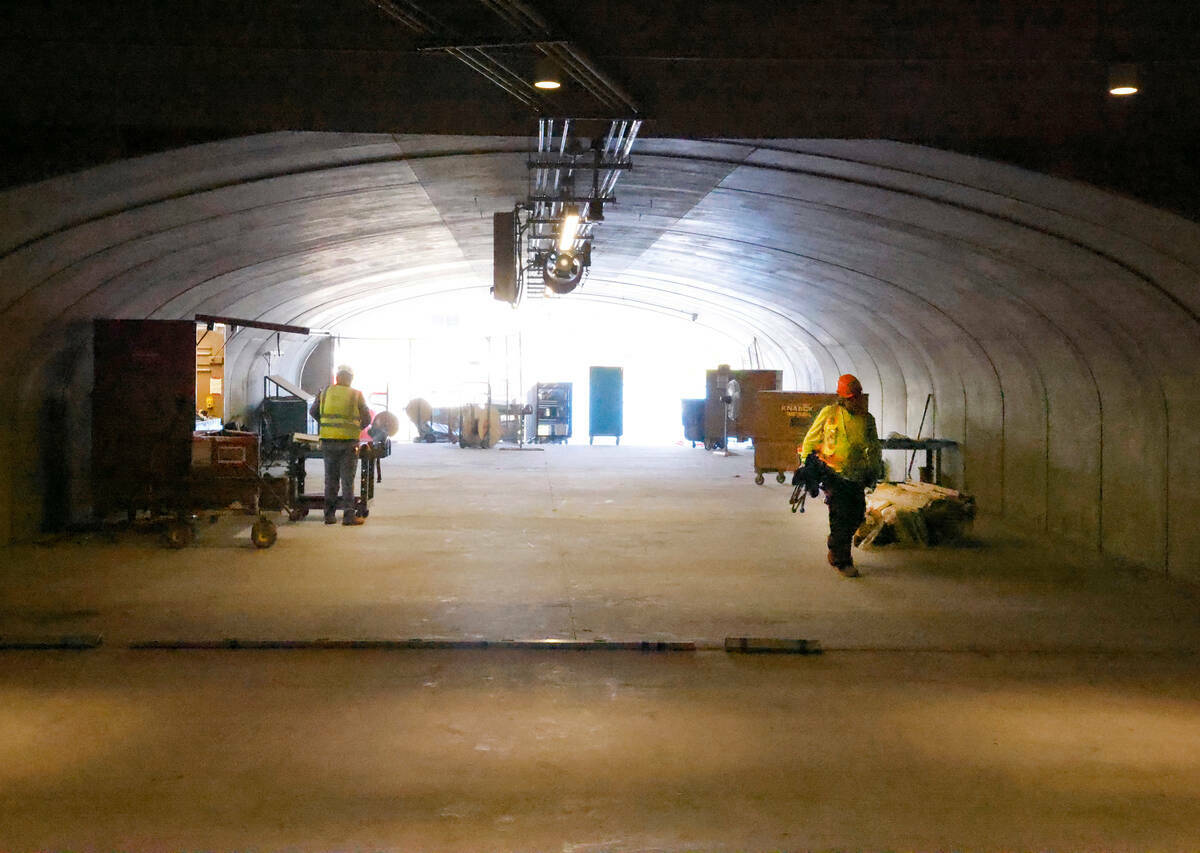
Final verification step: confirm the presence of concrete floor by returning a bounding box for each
[2,444,1199,850]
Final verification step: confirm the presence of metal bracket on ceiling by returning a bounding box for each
[483,0,641,114]
[371,2,644,303]
[376,0,641,116]
[526,117,640,233]
[366,0,444,36]
[522,116,641,296]
[498,113,641,304]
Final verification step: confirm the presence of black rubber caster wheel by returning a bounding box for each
[776,472,787,483]
[251,518,277,549]
[755,473,765,485]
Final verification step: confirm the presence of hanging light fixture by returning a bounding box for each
[557,206,581,251]
[534,56,562,90]
[1108,62,1140,96]
[543,250,583,294]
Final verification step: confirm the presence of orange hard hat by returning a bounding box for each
[836,374,863,398]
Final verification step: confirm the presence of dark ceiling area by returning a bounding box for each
[2,0,1198,218]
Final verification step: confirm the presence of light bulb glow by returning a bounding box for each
[534,79,561,90]
[1107,63,1140,97]
[558,213,580,251]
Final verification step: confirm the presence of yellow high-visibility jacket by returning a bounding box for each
[315,384,368,440]
[800,402,882,484]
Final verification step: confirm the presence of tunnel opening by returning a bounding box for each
[327,295,787,446]
[1,132,1198,586]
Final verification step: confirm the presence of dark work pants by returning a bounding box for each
[322,440,358,521]
[826,474,867,564]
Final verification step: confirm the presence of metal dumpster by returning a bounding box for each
[749,391,868,484]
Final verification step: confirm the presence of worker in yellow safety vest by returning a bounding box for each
[309,365,372,525]
[799,373,882,577]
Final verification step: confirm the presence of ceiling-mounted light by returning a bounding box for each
[557,207,581,251]
[543,250,584,294]
[534,56,562,90]
[1108,62,1140,96]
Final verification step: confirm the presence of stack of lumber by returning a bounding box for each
[854,481,976,548]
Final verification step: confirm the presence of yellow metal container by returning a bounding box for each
[750,391,867,484]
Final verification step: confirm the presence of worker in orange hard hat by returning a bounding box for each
[798,373,882,577]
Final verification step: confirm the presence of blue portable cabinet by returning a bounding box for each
[589,366,623,445]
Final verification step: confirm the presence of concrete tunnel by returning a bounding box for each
[2,131,1199,580]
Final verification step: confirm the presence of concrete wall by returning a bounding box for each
[0,133,1197,580]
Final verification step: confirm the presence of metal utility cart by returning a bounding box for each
[185,430,287,548]
[285,433,390,521]
[98,427,288,550]
[91,318,290,548]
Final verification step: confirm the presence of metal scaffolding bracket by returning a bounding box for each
[516,116,642,299]
[375,0,642,116]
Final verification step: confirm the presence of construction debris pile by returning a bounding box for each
[854,481,976,548]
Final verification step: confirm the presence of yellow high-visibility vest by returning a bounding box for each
[799,403,881,483]
[318,385,362,440]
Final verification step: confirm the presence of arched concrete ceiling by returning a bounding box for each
[2,132,1199,581]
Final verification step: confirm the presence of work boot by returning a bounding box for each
[343,514,365,526]
[828,539,859,577]
[324,514,336,525]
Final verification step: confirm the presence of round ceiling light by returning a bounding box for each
[1108,63,1139,96]
[543,250,583,294]
[534,56,562,90]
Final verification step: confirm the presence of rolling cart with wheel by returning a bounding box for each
[161,485,282,550]
[286,433,389,522]
[147,431,293,549]
[749,392,863,486]
[89,319,295,548]
[93,428,292,549]
[178,431,292,548]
